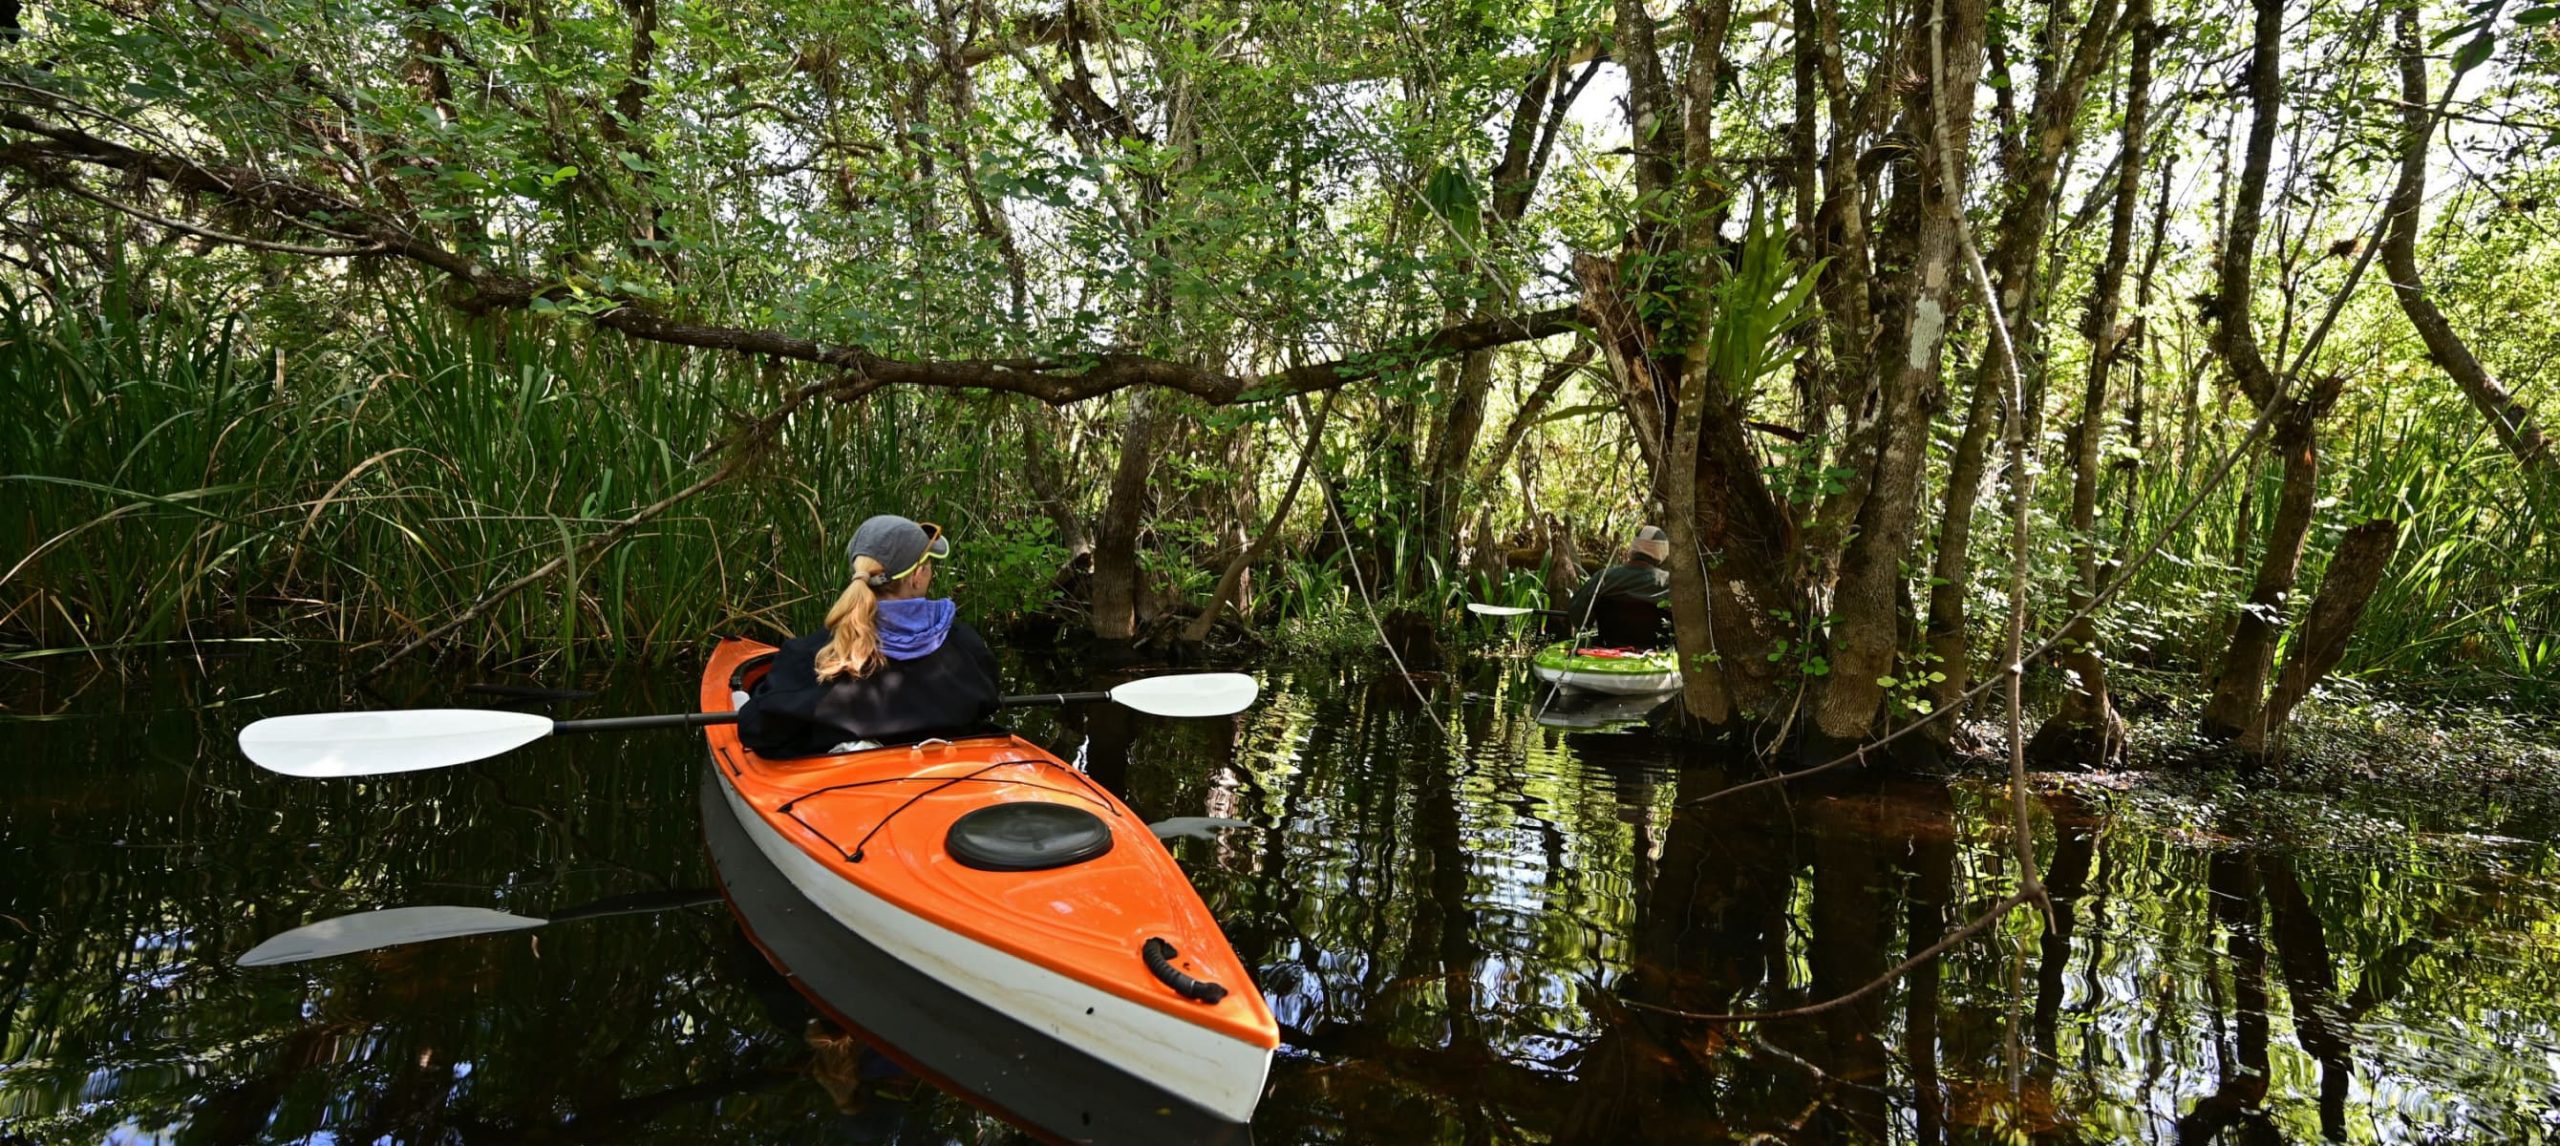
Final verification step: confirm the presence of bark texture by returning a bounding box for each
[2258,518,2402,743]
[1089,392,1166,640]
[2200,380,2342,741]
[2197,0,2344,751]
[1921,0,2123,744]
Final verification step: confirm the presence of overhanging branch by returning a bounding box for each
[0,110,1582,406]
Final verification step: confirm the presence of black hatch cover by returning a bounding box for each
[946,803,1115,871]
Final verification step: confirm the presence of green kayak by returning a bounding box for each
[1530,642,1681,695]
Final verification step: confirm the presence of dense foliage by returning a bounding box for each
[1,0,2555,754]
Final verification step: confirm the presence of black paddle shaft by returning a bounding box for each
[548,691,1113,736]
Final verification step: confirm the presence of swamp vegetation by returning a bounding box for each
[0,0,2556,751]
[3,0,2560,1137]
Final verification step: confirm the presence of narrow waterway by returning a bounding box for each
[3,652,2556,1142]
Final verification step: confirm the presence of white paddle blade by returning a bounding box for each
[1466,603,1539,617]
[1107,673,1260,717]
[237,709,555,777]
[238,906,548,966]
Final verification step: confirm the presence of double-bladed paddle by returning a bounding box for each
[237,672,1260,779]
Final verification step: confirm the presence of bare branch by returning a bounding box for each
[51,181,386,257]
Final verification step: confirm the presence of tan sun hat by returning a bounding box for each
[1631,525,1670,562]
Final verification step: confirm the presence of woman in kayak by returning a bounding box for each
[738,515,1004,755]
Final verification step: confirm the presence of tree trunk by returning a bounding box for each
[2197,0,2335,749]
[2257,518,2400,746]
[1021,407,1092,558]
[2028,0,2153,767]
[1579,251,1792,722]
[1921,363,2000,742]
[1919,0,2123,746]
[1419,345,1500,572]
[1089,391,1165,641]
[1416,48,1579,571]
[1809,0,1989,746]
[2208,0,2286,413]
[2200,383,2339,742]
[2381,0,2549,468]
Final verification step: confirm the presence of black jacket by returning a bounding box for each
[1559,561,1671,649]
[737,623,1003,757]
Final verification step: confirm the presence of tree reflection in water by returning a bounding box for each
[3,658,2557,1143]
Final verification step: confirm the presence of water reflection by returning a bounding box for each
[2,657,2557,1143]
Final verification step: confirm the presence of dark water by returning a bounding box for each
[4,653,2558,1144]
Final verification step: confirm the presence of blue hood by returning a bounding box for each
[874,597,957,660]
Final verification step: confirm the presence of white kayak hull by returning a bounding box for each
[1532,663,1684,695]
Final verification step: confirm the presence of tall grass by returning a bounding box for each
[2080,368,2560,703]
[2330,389,2560,693]
[0,290,1067,667]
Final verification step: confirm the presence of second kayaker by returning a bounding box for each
[738,515,1004,755]
[1556,524,1673,649]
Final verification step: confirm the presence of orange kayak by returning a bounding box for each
[696,638,1277,1125]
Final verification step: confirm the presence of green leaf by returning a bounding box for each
[2452,33,2496,73]
[1419,165,1482,240]
[2431,16,2486,44]
[2518,5,2560,23]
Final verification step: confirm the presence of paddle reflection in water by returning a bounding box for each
[3,657,2559,1142]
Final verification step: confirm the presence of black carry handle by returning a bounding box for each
[1142,937,1230,1004]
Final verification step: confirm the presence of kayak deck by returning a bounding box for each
[697,638,1276,1119]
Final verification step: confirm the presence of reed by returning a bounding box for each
[2066,364,2560,703]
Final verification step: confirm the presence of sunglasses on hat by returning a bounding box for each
[886,521,948,581]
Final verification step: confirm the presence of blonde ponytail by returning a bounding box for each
[815,556,888,681]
